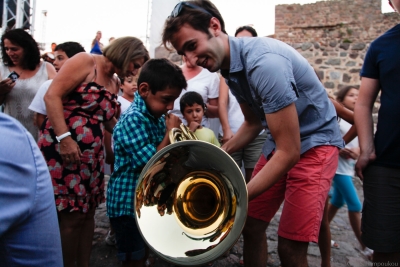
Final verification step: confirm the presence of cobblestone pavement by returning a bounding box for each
[90,176,369,267]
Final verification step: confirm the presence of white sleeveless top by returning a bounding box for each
[1,63,49,140]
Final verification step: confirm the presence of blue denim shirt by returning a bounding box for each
[0,113,63,266]
[221,36,344,157]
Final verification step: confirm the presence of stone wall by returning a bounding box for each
[274,0,398,97]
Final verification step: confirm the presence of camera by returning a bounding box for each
[8,71,19,82]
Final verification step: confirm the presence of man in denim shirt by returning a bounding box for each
[162,1,344,266]
[0,113,62,266]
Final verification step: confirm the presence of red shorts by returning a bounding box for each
[248,145,339,243]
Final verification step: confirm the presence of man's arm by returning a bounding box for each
[354,77,380,180]
[247,103,300,201]
[221,102,263,154]
[218,77,234,144]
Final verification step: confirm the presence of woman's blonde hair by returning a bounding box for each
[103,37,149,74]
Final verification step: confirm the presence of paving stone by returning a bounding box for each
[347,256,369,267]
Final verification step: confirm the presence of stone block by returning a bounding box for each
[349,52,359,59]
[329,41,337,47]
[351,42,366,50]
[339,43,351,50]
[324,82,335,89]
[330,71,341,80]
[343,73,352,82]
[301,52,313,58]
[302,42,313,51]
[349,68,361,73]
[345,61,356,67]
[325,58,341,65]
[307,245,321,257]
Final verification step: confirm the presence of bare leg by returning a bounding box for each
[76,206,96,267]
[348,211,365,250]
[278,236,308,267]
[58,211,84,267]
[327,203,339,223]
[318,198,331,267]
[244,168,254,184]
[242,216,269,267]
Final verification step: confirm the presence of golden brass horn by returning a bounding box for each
[135,124,248,266]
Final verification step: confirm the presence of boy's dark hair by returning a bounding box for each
[55,42,85,58]
[179,91,206,114]
[162,0,226,51]
[1,29,40,70]
[235,25,258,37]
[336,86,358,103]
[138,58,187,94]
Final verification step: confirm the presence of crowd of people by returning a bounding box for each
[0,0,399,266]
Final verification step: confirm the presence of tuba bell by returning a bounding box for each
[135,124,248,266]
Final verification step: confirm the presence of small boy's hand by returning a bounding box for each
[165,113,181,131]
[188,121,200,132]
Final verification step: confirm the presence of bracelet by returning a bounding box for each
[56,132,71,142]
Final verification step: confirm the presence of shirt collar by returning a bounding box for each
[134,91,158,120]
[221,36,244,78]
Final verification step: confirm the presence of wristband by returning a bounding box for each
[56,132,71,142]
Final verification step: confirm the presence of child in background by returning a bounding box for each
[327,86,373,259]
[118,75,138,114]
[107,58,187,267]
[180,91,220,147]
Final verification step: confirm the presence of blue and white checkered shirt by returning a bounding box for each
[107,92,166,218]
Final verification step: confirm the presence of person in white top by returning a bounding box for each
[29,42,86,128]
[117,75,138,114]
[169,55,219,128]
[327,86,372,258]
[0,29,57,140]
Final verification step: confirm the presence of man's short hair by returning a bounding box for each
[55,42,85,58]
[162,0,226,50]
[235,26,258,37]
[138,58,187,94]
[179,91,206,114]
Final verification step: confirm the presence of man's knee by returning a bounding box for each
[243,216,269,239]
[278,236,308,261]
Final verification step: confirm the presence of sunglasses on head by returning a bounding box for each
[169,1,212,18]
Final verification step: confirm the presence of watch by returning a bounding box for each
[56,132,71,142]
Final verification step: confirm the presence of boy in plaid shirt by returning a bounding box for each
[107,58,187,266]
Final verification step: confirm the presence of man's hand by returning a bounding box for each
[355,151,376,180]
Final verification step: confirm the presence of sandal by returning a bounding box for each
[239,255,244,265]
[361,247,373,261]
[331,240,340,249]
